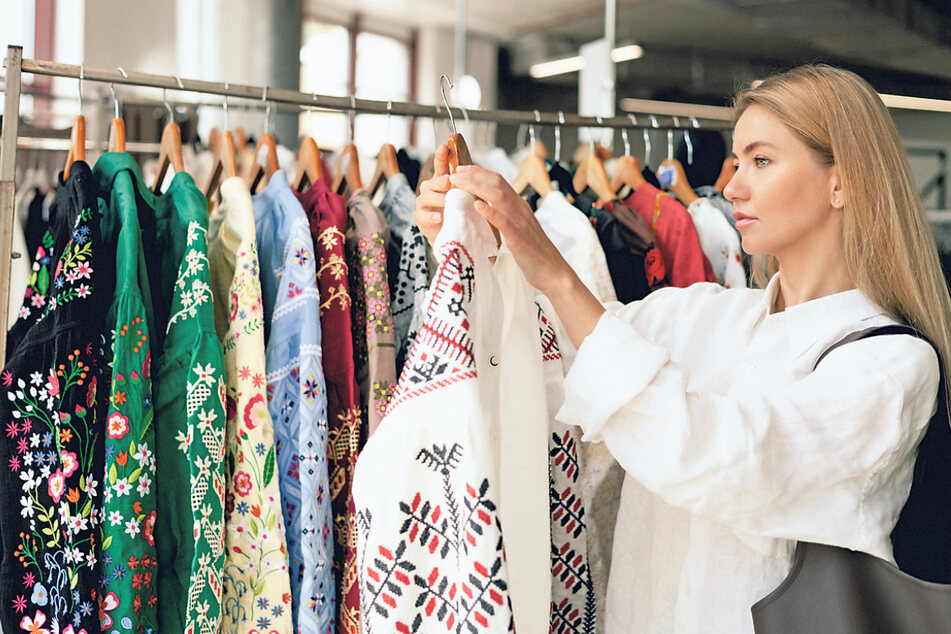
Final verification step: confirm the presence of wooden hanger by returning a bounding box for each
[233,126,250,157]
[245,133,281,193]
[204,129,238,200]
[333,144,363,195]
[294,137,324,193]
[659,158,699,206]
[713,156,735,192]
[207,126,220,152]
[572,144,614,204]
[368,142,400,197]
[64,115,86,179]
[447,133,472,182]
[513,152,553,197]
[152,122,185,194]
[108,118,126,152]
[611,155,646,194]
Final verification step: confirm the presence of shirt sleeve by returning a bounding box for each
[556,310,940,548]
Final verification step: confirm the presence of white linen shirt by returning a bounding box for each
[556,276,939,633]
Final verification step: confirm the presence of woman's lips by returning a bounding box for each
[733,211,757,229]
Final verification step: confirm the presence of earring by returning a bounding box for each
[834,198,841,206]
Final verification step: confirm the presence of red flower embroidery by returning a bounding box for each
[243,393,266,430]
[234,471,252,497]
[106,412,130,439]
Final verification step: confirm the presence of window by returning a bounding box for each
[299,21,410,155]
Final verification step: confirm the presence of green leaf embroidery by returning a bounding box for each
[109,462,117,486]
[102,535,113,550]
[128,467,142,484]
[262,446,275,486]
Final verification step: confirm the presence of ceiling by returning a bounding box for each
[307,0,951,101]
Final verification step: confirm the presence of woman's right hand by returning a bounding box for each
[414,144,451,246]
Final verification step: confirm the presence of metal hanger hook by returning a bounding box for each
[78,63,84,106]
[555,111,565,164]
[163,88,174,124]
[530,109,541,154]
[621,127,631,157]
[110,83,120,119]
[348,95,356,145]
[223,82,230,130]
[628,113,639,128]
[386,100,393,141]
[690,116,700,129]
[439,74,457,135]
[643,127,652,165]
[684,128,694,165]
[262,85,273,136]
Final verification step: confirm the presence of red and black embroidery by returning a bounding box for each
[388,242,478,414]
[537,301,597,634]
[358,442,513,633]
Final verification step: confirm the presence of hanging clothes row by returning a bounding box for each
[0,50,738,634]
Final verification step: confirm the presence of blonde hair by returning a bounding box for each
[734,65,951,390]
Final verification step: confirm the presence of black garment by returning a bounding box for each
[0,161,109,634]
[397,148,421,191]
[642,166,661,189]
[24,187,47,264]
[528,161,578,210]
[574,194,652,303]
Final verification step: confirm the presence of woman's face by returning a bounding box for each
[723,105,841,259]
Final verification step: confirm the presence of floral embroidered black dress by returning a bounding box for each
[0,161,109,634]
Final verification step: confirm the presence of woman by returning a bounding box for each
[415,65,951,633]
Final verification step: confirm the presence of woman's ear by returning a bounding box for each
[829,166,845,209]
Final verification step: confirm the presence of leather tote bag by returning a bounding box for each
[751,325,951,634]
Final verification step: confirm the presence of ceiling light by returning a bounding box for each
[879,93,951,113]
[529,56,585,79]
[611,44,644,63]
[530,44,643,79]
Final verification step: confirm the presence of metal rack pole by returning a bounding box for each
[1,45,24,363]
[19,57,733,131]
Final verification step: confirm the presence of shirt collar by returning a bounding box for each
[760,273,892,361]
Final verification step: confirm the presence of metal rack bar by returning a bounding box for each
[0,46,741,362]
[19,57,734,131]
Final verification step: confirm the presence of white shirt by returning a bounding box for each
[556,276,939,633]
[354,189,551,633]
[536,191,617,304]
[686,197,747,289]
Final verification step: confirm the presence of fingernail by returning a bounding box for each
[456,165,471,172]
[429,212,441,221]
[450,174,467,184]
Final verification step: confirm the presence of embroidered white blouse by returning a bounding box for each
[556,276,939,634]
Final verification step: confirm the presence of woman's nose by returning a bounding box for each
[723,169,742,202]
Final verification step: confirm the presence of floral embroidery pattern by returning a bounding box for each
[1,179,105,634]
[154,219,227,634]
[346,195,397,437]
[299,181,363,633]
[100,313,158,632]
[257,181,336,634]
[210,185,292,633]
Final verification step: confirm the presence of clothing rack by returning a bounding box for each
[0,45,734,361]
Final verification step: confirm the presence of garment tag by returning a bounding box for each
[657,163,677,187]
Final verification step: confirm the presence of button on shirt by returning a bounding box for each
[556,276,940,633]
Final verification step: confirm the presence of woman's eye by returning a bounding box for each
[754,157,771,167]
